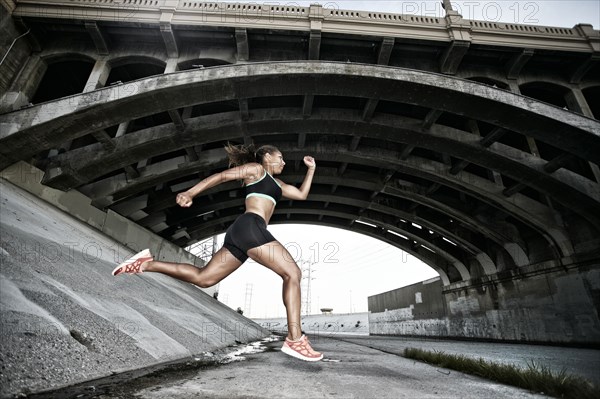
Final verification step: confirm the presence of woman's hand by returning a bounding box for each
[304,156,316,170]
[176,192,194,208]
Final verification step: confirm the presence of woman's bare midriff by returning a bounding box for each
[244,196,276,224]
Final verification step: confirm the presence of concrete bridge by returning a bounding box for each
[1,2,599,393]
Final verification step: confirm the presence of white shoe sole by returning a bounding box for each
[281,345,323,362]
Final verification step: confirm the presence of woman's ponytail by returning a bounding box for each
[224,143,257,167]
[224,143,280,167]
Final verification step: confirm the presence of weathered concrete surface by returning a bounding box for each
[0,2,31,98]
[0,180,269,398]
[369,269,600,345]
[254,312,370,336]
[1,161,206,274]
[22,335,599,398]
[58,335,555,398]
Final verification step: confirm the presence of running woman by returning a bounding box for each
[113,144,323,362]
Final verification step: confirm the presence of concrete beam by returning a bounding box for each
[235,28,249,61]
[185,147,199,162]
[2,62,599,167]
[160,23,179,58]
[297,132,306,148]
[422,109,443,130]
[90,130,115,149]
[37,108,599,235]
[302,94,314,117]
[440,40,470,75]
[84,138,572,259]
[308,30,321,60]
[349,136,361,152]
[167,179,525,272]
[359,37,395,122]
[35,114,593,260]
[565,88,594,118]
[239,99,249,121]
[505,48,534,80]
[480,127,506,147]
[83,58,110,92]
[503,153,575,197]
[570,53,599,84]
[167,109,185,131]
[84,21,110,55]
[399,144,415,160]
[362,99,378,121]
[165,176,528,271]
[377,37,395,66]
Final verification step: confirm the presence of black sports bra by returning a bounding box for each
[245,171,282,205]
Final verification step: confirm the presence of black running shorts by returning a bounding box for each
[223,212,276,262]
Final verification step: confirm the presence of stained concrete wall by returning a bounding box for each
[255,312,370,336]
[0,171,269,397]
[0,161,206,274]
[369,266,600,346]
[0,1,34,111]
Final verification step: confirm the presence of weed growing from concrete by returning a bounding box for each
[403,347,599,399]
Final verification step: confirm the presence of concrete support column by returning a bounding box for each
[115,121,130,138]
[565,87,594,117]
[0,54,45,112]
[83,58,110,92]
[507,80,520,94]
[564,87,600,183]
[160,0,179,58]
[164,58,179,73]
[506,80,560,207]
[308,4,323,60]
[440,9,471,74]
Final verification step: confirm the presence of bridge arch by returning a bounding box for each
[2,61,599,287]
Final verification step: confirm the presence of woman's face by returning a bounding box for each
[266,151,285,174]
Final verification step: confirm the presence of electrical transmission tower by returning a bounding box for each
[301,260,316,316]
[244,283,253,317]
[187,236,219,297]
[188,235,217,263]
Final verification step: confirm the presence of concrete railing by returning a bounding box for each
[12,0,598,51]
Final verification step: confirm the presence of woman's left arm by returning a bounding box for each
[278,156,316,200]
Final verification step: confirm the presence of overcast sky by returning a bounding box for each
[192,1,598,319]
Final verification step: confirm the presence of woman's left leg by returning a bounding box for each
[247,240,323,361]
[247,241,302,339]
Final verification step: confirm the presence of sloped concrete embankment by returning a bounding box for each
[255,312,370,336]
[0,179,269,397]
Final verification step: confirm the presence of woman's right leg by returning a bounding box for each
[142,246,243,288]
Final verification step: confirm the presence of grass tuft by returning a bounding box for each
[403,347,600,399]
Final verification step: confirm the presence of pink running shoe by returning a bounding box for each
[281,335,323,362]
[112,249,153,276]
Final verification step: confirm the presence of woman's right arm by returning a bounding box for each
[176,163,262,208]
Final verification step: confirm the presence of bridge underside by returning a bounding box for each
[1,6,599,287]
